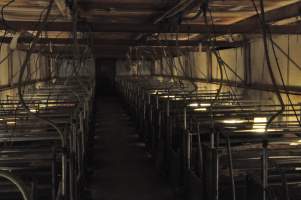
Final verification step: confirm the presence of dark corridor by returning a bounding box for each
[88,96,176,200]
[95,59,117,96]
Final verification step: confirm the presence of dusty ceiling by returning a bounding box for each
[78,0,299,24]
[0,0,300,58]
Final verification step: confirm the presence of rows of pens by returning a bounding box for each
[0,78,94,200]
[117,77,301,200]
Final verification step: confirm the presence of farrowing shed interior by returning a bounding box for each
[0,0,300,200]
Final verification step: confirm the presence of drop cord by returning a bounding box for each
[251,0,287,129]
[16,0,67,198]
[202,8,223,104]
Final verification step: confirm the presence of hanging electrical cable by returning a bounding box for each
[203,6,224,104]
[270,38,301,126]
[0,1,14,69]
[251,0,285,129]
[15,1,69,198]
[250,0,300,127]
[174,32,198,92]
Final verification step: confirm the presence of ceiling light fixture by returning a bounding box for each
[252,117,267,131]
[6,121,16,125]
[194,108,207,112]
[188,103,199,107]
[223,119,245,124]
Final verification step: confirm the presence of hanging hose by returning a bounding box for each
[256,0,285,129]
[251,2,285,200]
[203,9,224,105]
[16,0,67,198]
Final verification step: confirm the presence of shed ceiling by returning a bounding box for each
[0,0,300,58]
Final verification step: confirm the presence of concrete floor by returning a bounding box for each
[89,97,176,200]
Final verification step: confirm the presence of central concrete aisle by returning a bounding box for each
[89,97,176,200]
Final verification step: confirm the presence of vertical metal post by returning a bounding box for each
[142,92,145,124]
[69,124,75,200]
[150,105,153,122]
[31,181,36,200]
[52,150,57,200]
[262,141,268,200]
[79,111,84,137]
[183,106,187,169]
[197,123,203,177]
[210,132,215,149]
[281,172,290,200]
[79,111,85,160]
[226,137,236,200]
[187,132,191,169]
[136,88,140,120]
[156,94,159,110]
[167,99,170,117]
[215,149,219,200]
[158,111,161,139]
[166,99,171,146]
[143,97,146,121]
[184,107,187,130]
[61,127,67,199]
[62,152,67,198]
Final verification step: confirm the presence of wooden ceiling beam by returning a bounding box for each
[91,46,199,52]
[78,0,174,11]
[235,1,301,28]
[18,45,198,53]
[24,45,203,59]
[0,36,243,47]
[2,21,301,34]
